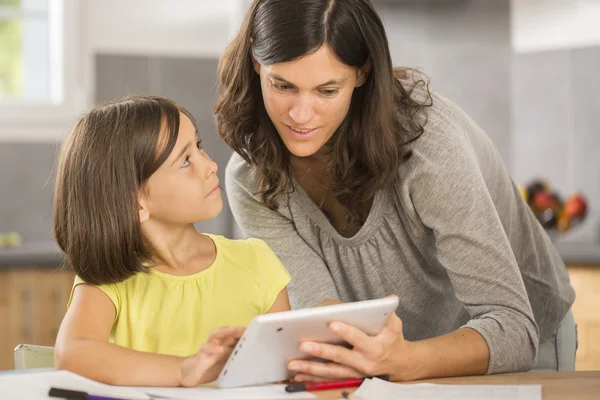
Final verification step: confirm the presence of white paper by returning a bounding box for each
[0,370,315,400]
[351,378,541,400]
[138,383,316,399]
[0,370,150,400]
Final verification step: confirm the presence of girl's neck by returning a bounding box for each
[143,223,217,276]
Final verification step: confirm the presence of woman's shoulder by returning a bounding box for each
[397,77,472,141]
[225,152,259,192]
[393,78,497,190]
[396,75,490,160]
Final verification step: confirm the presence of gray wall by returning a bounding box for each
[0,142,59,242]
[381,0,598,243]
[1,0,598,245]
[0,55,235,243]
[381,0,512,166]
[512,47,600,243]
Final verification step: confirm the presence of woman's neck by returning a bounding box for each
[291,150,330,177]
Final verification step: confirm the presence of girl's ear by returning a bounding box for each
[138,191,150,223]
[139,209,150,223]
[355,62,371,88]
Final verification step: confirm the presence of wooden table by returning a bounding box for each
[314,371,600,400]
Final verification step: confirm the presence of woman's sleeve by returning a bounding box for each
[406,105,539,374]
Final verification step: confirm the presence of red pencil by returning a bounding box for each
[285,378,364,393]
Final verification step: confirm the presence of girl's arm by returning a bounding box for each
[55,284,240,387]
[267,288,292,313]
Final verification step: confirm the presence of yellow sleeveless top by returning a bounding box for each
[68,235,290,357]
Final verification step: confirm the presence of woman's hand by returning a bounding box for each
[288,303,420,382]
[179,326,245,387]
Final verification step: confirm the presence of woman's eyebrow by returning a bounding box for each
[270,73,347,87]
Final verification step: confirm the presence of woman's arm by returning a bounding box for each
[403,103,539,375]
[55,284,241,386]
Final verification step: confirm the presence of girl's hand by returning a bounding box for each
[288,298,419,382]
[179,326,245,387]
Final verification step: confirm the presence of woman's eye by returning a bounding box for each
[273,83,291,91]
[182,156,191,167]
[196,140,203,150]
[320,88,339,97]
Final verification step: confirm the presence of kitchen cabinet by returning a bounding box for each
[0,268,74,370]
[566,265,600,371]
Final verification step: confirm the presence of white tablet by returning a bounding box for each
[215,296,399,388]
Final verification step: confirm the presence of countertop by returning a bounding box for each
[1,239,600,268]
[0,240,64,267]
[553,241,600,265]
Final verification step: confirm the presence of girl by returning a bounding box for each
[53,95,291,386]
[217,0,576,382]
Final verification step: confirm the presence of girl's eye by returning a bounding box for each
[320,88,339,97]
[182,156,191,167]
[196,139,203,150]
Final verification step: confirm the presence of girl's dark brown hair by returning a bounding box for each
[215,0,432,223]
[53,95,196,285]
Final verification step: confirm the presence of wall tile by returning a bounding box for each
[510,50,571,192]
[0,143,58,242]
[565,47,600,242]
[95,55,151,102]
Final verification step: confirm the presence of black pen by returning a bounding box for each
[49,387,131,400]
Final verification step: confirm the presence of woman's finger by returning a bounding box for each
[299,341,366,370]
[288,360,363,380]
[329,321,373,353]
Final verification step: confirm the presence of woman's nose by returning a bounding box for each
[289,96,315,126]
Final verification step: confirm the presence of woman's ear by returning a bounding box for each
[250,37,260,75]
[355,62,371,87]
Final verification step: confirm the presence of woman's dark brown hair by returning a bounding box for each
[215,0,432,223]
[53,95,196,285]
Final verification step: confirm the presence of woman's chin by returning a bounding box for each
[282,140,323,159]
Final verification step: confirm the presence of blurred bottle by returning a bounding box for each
[521,179,588,234]
[0,231,22,248]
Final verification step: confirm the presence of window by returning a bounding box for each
[0,0,89,140]
[0,0,52,101]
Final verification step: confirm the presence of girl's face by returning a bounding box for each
[254,45,368,160]
[140,113,222,225]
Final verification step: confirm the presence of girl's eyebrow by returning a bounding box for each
[170,142,191,166]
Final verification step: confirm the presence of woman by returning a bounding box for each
[215,0,576,381]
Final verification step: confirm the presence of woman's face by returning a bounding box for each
[253,45,368,159]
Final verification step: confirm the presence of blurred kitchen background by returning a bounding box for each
[0,0,599,371]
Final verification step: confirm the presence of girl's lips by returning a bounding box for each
[206,184,220,197]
